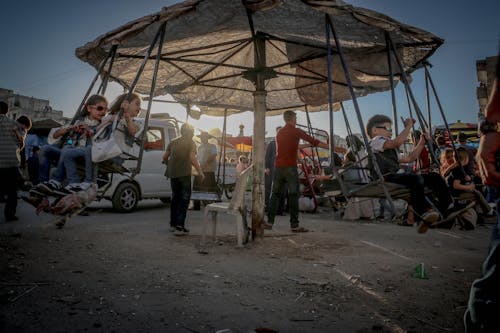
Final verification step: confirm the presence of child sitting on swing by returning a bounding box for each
[95,92,144,166]
[366,114,458,233]
[446,147,495,218]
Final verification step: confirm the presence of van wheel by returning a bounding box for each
[112,182,139,213]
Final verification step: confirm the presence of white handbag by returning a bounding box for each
[91,116,122,163]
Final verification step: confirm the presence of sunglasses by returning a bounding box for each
[90,105,107,111]
[375,126,392,132]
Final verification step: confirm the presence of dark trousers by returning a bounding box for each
[0,167,19,219]
[170,176,192,228]
[268,166,299,228]
[265,171,286,214]
[386,172,452,216]
[27,156,40,185]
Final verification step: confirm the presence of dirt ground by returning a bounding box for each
[0,199,495,333]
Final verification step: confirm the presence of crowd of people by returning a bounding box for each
[0,93,145,221]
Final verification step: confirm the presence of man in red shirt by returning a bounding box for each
[265,110,329,232]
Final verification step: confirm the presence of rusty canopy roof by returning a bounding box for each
[76,0,443,116]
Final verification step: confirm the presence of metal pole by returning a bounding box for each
[135,22,167,176]
[98,45,118,95]
[326,15,395,211]
[71,48,114,124]
[385,32,399,135]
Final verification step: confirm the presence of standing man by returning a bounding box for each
[163,123,205,236]
[193,131,218,210]
[265,111,329,232]
[0,101,25,221]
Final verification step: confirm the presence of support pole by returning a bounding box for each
[72,48,114,124]
[385,32,399,135]
[388,34,438,165]
[135,22,167,176]
[97,45,117,95]
[251,34,267,238]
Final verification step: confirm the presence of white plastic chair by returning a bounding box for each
[201,164,252,247]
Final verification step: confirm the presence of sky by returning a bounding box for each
[1,0,499,139]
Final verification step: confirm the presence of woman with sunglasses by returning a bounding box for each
[37,94,108,194]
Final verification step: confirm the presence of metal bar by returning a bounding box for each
[424,64,464,170]
[71,49,114,124]
[326,15,396,212]
[385,32,399,135]
[134,22,167,176]
[98,45,118,95]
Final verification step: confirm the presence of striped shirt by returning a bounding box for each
[0,115,22,168]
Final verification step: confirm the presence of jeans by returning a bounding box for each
[39,144,62,182]
[386,172,452,216]
[170,176,192,228]
[268,166,299,228]
[59,146,94,184]
[464,198,500,332]
[0,167,19,219]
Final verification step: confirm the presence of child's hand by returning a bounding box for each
[403,118,415,127]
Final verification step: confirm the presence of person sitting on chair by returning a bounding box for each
[446,147,494,217]
[366,114,457,233]
[38,94,108,194]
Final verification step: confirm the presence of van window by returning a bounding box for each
[167,126,177,141]
[144,127,164,150]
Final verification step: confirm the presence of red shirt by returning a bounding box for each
[275,123,321,168]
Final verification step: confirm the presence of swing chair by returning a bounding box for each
[323,24,476,226]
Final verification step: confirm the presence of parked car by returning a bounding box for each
[99,117,179,212]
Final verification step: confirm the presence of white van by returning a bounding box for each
[98,117,179,212]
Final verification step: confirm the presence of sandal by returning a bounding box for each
[291,226,309,233]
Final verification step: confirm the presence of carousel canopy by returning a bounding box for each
[76,0,442,117]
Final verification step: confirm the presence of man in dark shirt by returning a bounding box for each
[265,126,286,214]
[163,123,204,236]
[265,111,329,232]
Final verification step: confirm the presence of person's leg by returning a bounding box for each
[285,166,300,228]
[38,145,61,182]
[472,189,493,214]
[386,173,429,216]
[267,167,286,225]
[62,147,86,184]
[422,172,453,214]
[2,167,19,220]
[83,145,94,183]
[170,178,181,227]
[177,176,192,229]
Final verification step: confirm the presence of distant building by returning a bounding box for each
[476,55,498,118]
[0,88,69,124]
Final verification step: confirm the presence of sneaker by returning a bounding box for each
[174,226,189,236]
[485,209,496,217]
[65,183,84,193]
[418,210,440,234]
[38,180,62,194]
